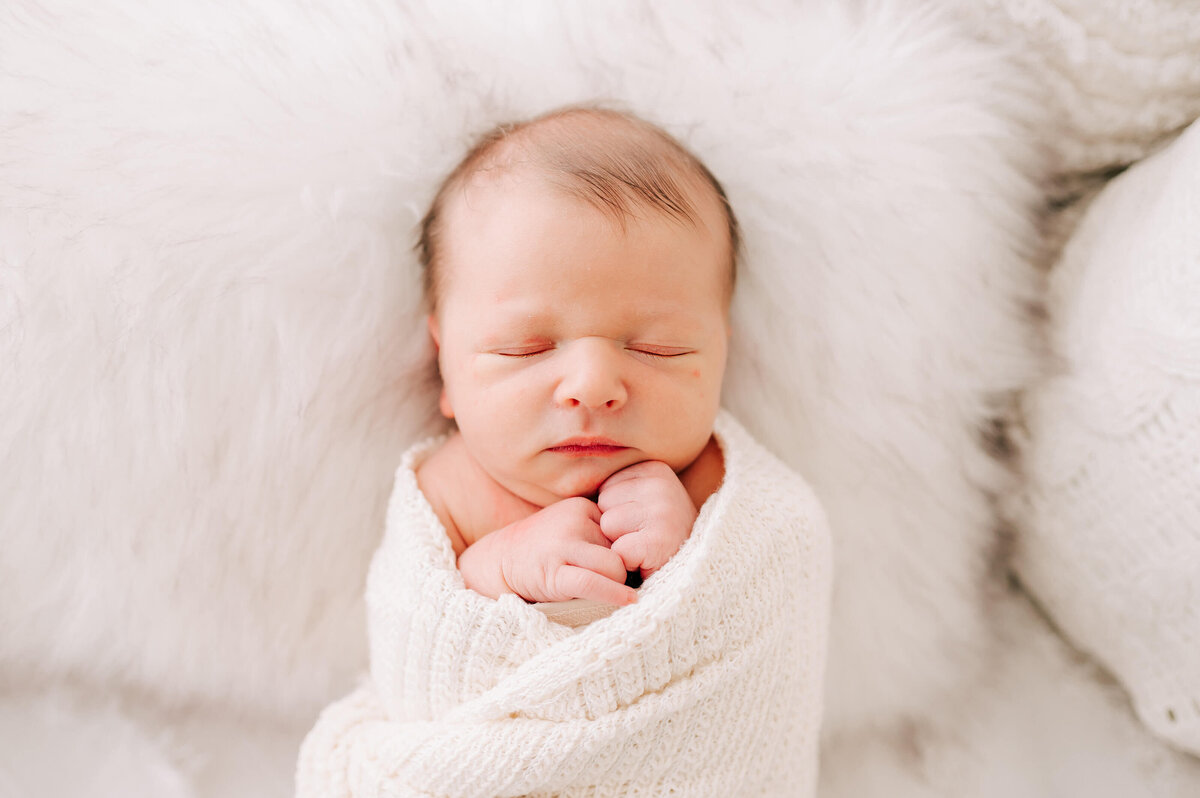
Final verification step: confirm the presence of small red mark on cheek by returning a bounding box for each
[691,369,701,378]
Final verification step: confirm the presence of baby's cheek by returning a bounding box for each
[461,377,524,417]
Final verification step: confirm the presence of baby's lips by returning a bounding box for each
[548,434,626,449]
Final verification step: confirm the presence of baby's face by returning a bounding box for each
[430,170,730,507]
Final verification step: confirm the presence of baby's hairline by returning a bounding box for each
[429,170,736,317]
[417,105,741,314]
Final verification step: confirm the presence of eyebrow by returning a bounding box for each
[476,304,713,344]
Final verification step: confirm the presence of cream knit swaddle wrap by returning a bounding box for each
[296,411,832,797]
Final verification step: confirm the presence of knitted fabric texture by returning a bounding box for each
[295,410,833,797]
[1016,119,1200,755]
[962,0,1200,191]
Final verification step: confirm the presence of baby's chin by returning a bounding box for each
[513,444,700,506]
[548,472,614,503]
[534,463,629,504]
[539,449,698,502]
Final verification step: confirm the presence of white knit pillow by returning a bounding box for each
[1016,119,1200,754]
[959,0,1200,185]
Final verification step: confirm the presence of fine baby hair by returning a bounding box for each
[416,105,742,310]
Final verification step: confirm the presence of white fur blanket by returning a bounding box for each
[296,411,832,797]
[9,1,1200,796]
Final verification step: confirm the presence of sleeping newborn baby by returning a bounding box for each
[415,106,733,608]
[296,105,832,798]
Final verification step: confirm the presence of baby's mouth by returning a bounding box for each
[546,437,628,457]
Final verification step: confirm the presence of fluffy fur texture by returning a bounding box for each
[0,688,189,798]
[959,0,1200,195]
[819,591,1200,798]
[5,1,1195,796]
[715,3,1047,733]
[1,0,1043,732]
[0,681,305,798]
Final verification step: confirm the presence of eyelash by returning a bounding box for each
[627,346,689,358]
[493,345,692,358]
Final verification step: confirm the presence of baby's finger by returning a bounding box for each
[598,503,644,542]
[554,565,637,606]
[560,495,602,525]
[596,477,641,512]
[566,542,628,585]
[611,531,671,574]
[598,460,663,493]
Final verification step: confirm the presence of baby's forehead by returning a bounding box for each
[469,112,719,207]
[441,166,728,270]
[446,159,725,243]
[422,107,738,310]
[435,182,731,327]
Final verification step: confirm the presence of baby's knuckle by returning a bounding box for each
[548,566,567,595]
[616,534,646,559]
[564,496,597,517]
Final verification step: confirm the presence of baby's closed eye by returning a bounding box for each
[625,344,694,358]
[491,344,554,357]
[486,342,695,359]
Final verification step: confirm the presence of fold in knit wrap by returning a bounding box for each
[296,411,832,797]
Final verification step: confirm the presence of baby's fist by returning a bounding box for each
[597,460,697,579]
[489,497,635,606]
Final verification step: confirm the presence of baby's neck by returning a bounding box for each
[677,435,725,513]
[416,433,540,556]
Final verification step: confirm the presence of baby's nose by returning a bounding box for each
[553,338,628,411]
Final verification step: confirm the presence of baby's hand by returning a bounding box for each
[458,497,637,606]
[597,461,698,580]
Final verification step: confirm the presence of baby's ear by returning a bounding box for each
[426,314,441,350]
[427,315,454,419]
[438,389,454,419]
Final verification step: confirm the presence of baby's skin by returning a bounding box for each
[418,431,724,606]
[413,110,734,608]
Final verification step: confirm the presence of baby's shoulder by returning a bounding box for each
[413,434,473,555]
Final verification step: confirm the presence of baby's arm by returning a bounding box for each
[597,461,698,580]
[458,497,638,606]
